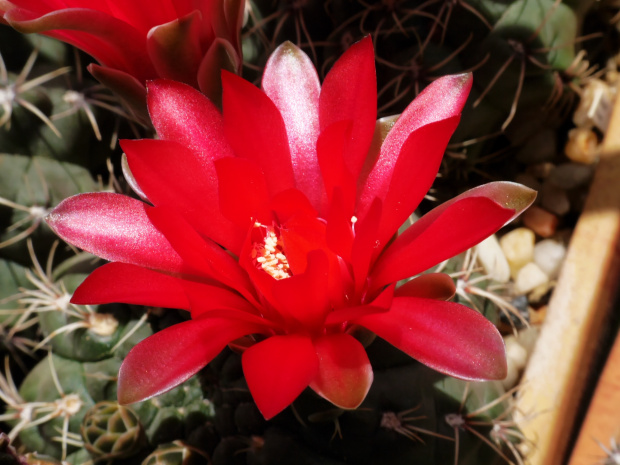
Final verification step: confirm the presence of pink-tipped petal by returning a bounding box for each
[355,297,507,381]
[242,335,319,419]
[222,70,296,196]
[147,79,233,163]
[310,333,373,409]
[319,36,376,180]
[377,116,461,244]
[262,42,323,210]
[118,316,264,404]
[370,182,536,290]
[358,74,472,218]
[45,193,184,273]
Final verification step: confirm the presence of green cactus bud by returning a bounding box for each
[141,441,210,465]
[81,401,145,461]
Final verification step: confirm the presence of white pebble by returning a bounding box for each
[475,235,511,283]
[499,228,536,279]
[502,359,521,390]
[515,262,549,295]
[534,239,567,279]
[505,335,529,370]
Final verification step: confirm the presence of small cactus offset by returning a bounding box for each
[0,0,617,464]
[81,401,145,461]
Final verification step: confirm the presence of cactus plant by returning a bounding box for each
[0,0,617,463]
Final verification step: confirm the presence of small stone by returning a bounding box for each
[475,235,511,283]
[540,182,570,216]
[505,335,528,370]
[534,239,567,279]
[527,162,554,180]
[515,262,549,295]
[564,127,599,164]
[502,357,521,390]
[528,280,554,304]
[499,228,536,278]
[573,78,614,131]
[522,206,558,238]
[517,326,540,355]
[502,332,531,389]
[548,163,594,189]
[529,305,547,326]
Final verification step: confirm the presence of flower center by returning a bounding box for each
[251,222,291,280]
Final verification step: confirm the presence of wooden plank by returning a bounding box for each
[514,95,620,463]
[567,329,620,465]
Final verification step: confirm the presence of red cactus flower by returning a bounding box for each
[46,37,535,420]
[0,0,243,117]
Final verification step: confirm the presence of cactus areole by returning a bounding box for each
[46,37,536,420]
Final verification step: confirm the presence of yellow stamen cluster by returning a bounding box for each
[251,223,292,280]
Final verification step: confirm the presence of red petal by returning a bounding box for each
[309,333,373,409]
[3,7,154,81]
[214,157,271,229]
[280,214,346,306]
[221,70,295,196]
[242,334,319,419]
[71,262,257,317]
[262,42,323,210]
[146,11,203,87]
[370,182,536,290]
[269,188,317,224]
[355,297,507,380]
[350,197,382,294]
[395,273,456,300]
[319,36,376,181]
[145,206,257,303]
[317,120,356,216]
[325,188,355,262]
[197,38,241,107]
[118,316,265,404]
[377,116,461,245]
[71,262,191,308]
[122,138,245,253]
[271,250,330,331]
[325,284,394,325]
[358,74,472,219]
[147,79,234,163]
[45,193,184,273]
